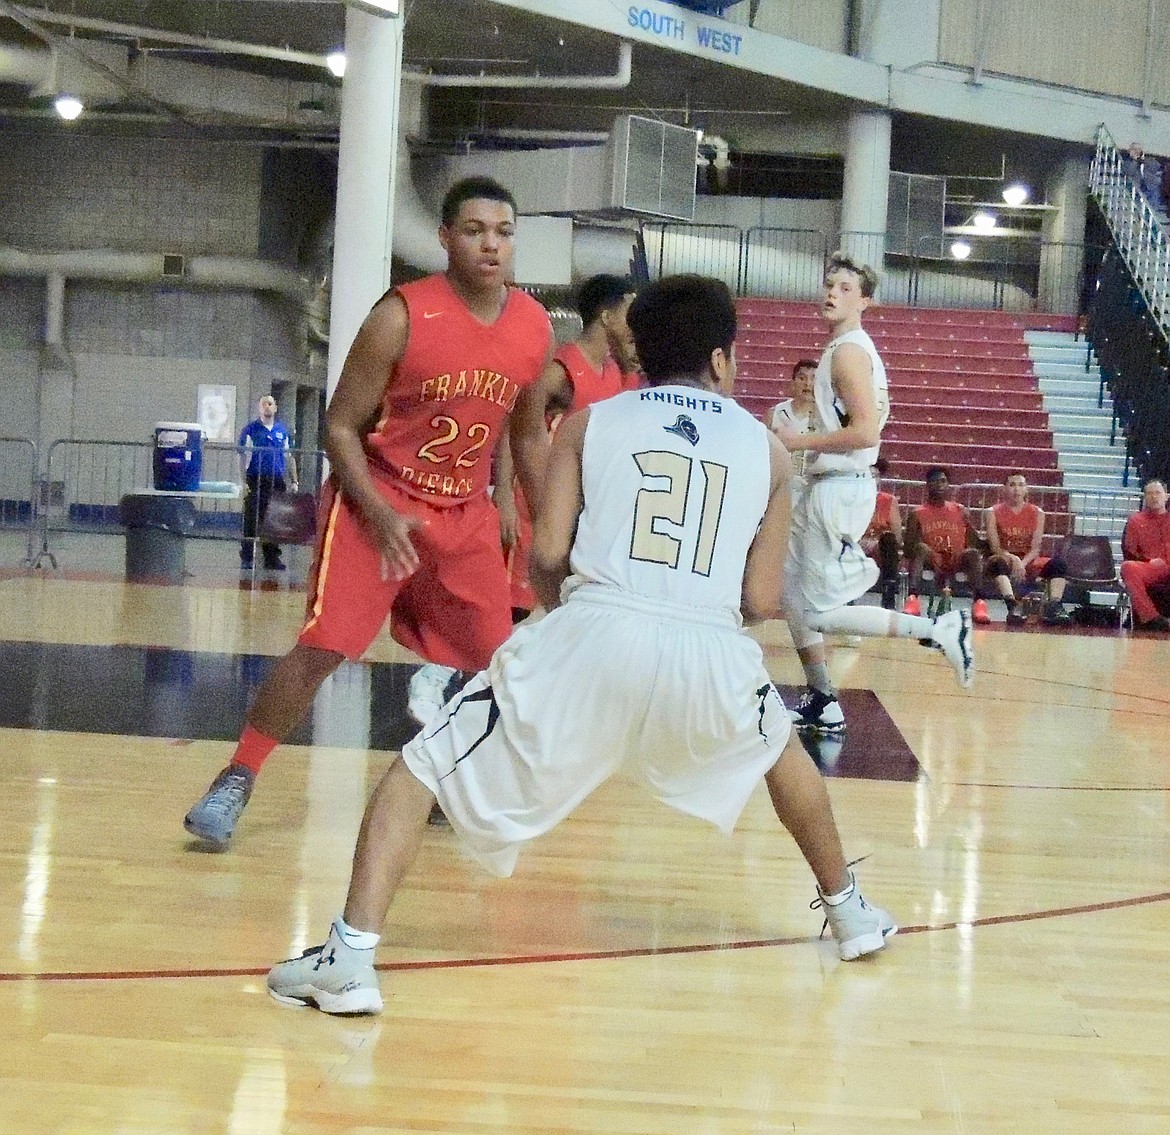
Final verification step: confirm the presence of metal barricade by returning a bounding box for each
[640,221,745,292]
[741,227,828,300]
[0,435,37,565]
[888,478,1138,552]
[36,438,326,568]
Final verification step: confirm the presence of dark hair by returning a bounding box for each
[627,275,736,384]
[792,358,818,377]
[440,177,516,226]
[925,465,950,482]
[826,252,879,298]
[577,274,634,328]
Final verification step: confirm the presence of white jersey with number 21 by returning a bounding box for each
[567,385,771,619]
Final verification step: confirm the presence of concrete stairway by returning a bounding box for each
[1027,330,1131,551]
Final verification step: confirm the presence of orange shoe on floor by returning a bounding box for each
[903,594,921,616]
[971,598,992,625]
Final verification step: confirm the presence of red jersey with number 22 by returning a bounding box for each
[365,273,551,506]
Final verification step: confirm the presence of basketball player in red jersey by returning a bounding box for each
[984,472,1070,625]
[496,273,639,614]
[903,465,984,604]
[183,176,554,849]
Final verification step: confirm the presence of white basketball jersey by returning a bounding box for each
[805,326,889,476]
[567,385,771,617]
[768,398,816,479]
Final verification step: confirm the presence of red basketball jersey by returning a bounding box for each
[864,490,898,540]
[554,341,625,412]
[992,502,1041,558]
[914,500,967,553]
[365,274,551,505]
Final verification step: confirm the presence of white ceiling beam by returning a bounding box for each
[490,0,1170,149]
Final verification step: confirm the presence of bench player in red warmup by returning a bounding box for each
[184,176,553,849]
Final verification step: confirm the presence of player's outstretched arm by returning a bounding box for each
[324,294,420,579]
[530,409,587,611]
[742,435,793,624]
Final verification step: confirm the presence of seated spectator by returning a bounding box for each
[903,466,984,613]
[983,472,1071,626]
[859,457,902,610]
[768,358,819,488]
[1120,478,1170,632]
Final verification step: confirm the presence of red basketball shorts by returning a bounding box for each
[299,476,512,671]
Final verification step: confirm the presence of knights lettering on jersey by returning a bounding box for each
[638,389,725,413]
[569,386,770,618]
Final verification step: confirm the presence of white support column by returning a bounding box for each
[1040,154,1091,314]
[326,9,403,403]
[839,109,892,281]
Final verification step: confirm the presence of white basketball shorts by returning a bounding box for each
[785,473,880,613]
[401,585,791,876]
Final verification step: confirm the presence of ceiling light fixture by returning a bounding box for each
[53,94,83,121]
[325,50,346,78]
[1002,183,1029,207]
[950,240,972,260]
[971,211,997,231]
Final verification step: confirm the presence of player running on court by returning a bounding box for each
[183,176,553,848]
[770,254,973,734]
[266,273,897,1015]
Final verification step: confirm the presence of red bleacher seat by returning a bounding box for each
[735,297,1067,496]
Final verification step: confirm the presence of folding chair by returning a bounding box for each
[1055,534,1130,628]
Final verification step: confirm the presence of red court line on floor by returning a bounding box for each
[3,889,1168,985]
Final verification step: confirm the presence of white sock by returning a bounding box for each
[808,605,935,640]
[821,871,856,905]
[333,916,380,952]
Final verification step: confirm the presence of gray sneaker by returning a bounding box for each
[267,923,383,1015]
[183,764,254,850]
[813,872,898,961]
[407,663,459,728]
[930,608,974,689]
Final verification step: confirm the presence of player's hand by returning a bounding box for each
[1009,554,1026,582]
[771,422,803,451]
[366,502,424,581]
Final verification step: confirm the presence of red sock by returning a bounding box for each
[231,725,279,776]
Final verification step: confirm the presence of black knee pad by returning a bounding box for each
[1040,557,1067,579]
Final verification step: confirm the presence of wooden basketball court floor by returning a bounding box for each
[1,573,1168,1134]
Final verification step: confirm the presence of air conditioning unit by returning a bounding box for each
[608,115,698,221]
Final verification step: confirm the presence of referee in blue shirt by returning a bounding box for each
[239,394,298,570]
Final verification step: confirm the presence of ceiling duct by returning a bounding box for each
[608,115,698,221]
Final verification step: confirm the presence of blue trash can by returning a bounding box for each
[153,421,203,492]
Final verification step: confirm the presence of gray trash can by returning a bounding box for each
[120,493,197,583]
